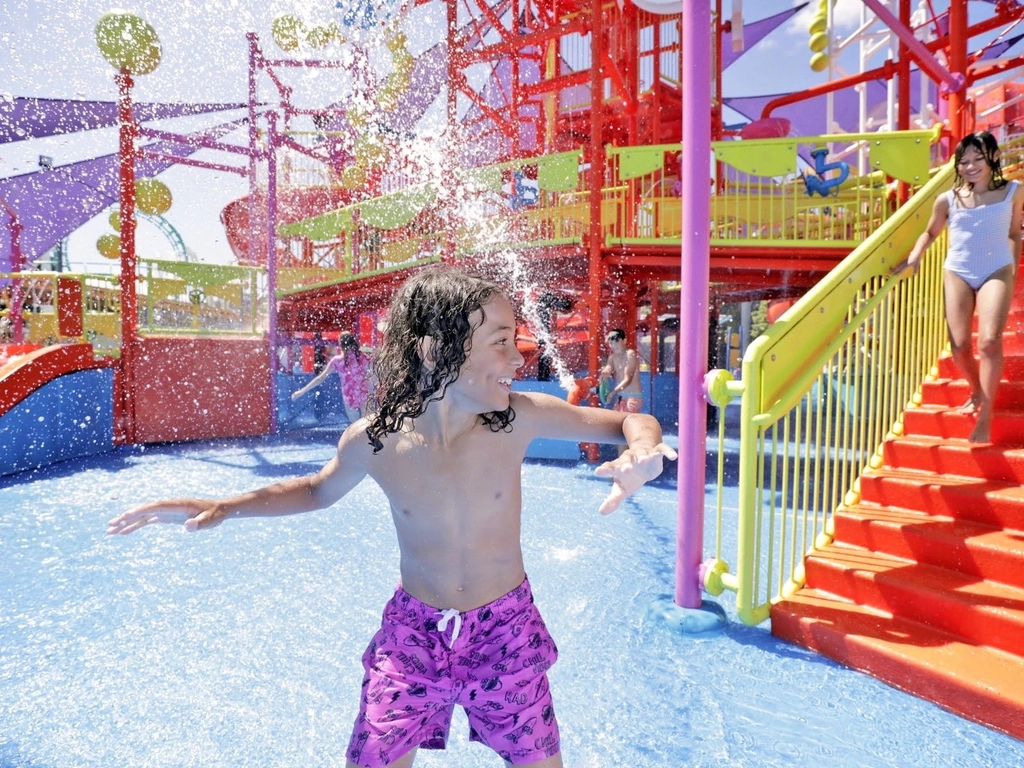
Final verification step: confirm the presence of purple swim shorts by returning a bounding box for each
[346,577,560,767]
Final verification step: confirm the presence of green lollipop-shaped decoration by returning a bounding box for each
[95,11,162,74]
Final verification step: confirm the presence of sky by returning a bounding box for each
[0,0,973,271]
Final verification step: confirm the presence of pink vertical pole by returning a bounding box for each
[266,111,280,433]
[676,0,712,609]
[10,218,24,343]
[247,34,261,272]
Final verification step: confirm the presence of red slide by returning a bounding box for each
[221,187,354,265]
[0,344,114,418]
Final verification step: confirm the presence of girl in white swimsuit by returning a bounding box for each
[898,131,1024,443]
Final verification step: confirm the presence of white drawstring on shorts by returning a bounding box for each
[436,608,462,648]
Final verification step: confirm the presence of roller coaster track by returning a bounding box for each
[113,208,190,262]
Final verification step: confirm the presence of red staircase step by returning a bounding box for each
[882,436,1024,483]
[981,309,1024,332]
[920,378,1024,409]
[770,241,1024,740]
[858,468,1024,531]
[977,331,1024,355]
[937,354,1024,379]
[771,588,1024,741]
[902,404,1024,444]
[923,330,1024,353]
[802,544,1024,656]
[835,504,1024,590]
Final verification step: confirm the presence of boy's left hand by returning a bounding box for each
[593,443,678,514]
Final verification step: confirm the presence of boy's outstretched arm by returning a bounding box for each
[106,424,371,535]
[514,392,677,515]
[593,412,677,514]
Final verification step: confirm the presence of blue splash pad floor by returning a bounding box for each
[2,429,1022,767]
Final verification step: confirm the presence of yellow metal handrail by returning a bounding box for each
[0,271,122,355]
[702,160,955,625]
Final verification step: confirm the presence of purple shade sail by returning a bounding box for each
[724,68,939,138]
[0,97,247,145]
[721,4,806,71]
[0,119,246,264]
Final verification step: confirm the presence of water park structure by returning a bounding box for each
[5,0,1024,747]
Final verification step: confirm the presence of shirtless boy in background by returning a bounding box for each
[600,328,645,413]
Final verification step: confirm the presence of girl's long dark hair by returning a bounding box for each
[339,331,362,360]
[365,268,515,452]
[953,131,1007,192]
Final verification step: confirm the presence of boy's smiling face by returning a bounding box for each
[449,293,524,414]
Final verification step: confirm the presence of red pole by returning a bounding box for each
[947,0,969,142]
[0,196,25,343]
[898,0,911,133]
[115,69,138,445]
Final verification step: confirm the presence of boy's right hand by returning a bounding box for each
[593,442,678,514]
[106,499,228,535]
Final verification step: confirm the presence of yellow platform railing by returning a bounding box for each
[701,160,954,625]
[605,128,940,247]
[700,130,1024,624]
[272,129,942,297]
[139,258,264,336]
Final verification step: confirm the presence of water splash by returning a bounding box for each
[486,246,578,392]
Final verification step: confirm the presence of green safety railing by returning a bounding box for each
[139,258,264,336]
[605,127,940,247]
[699,132,1024,624]
[271,129,943,298]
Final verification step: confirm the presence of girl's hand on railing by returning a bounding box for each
[890,253,921,279]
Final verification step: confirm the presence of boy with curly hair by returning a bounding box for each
[108,267,677,768]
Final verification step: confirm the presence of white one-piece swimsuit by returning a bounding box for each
[944,180,1018,291]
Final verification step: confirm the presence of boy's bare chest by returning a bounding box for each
[374,431,523,509]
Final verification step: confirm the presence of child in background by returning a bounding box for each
[108,267,677,768]
[293,330,372,423]
[599,328,644,413]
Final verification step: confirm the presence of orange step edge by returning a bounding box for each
[801,547,1024,656]
[771,590,1024,741]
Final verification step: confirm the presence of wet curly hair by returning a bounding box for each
[953,131,1007,192]
[365,268,516,452]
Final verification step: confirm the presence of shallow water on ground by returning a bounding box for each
[1,431,1022,767]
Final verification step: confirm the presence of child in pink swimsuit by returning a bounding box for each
[109,267,677,768]
[328,333,372,422]
[293,332,372,423]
